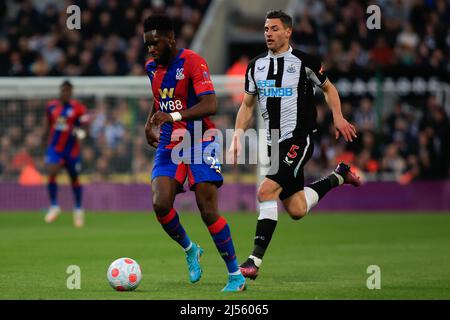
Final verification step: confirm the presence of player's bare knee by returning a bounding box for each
[196,197,212,214]
[198,204,214,216]
[288,210,306,220]
[257,187,275,203]
[47,165,60,177]
[197,200,218,225]
[152,201,172,217]
[287,204,307,220]
[200,210,218,226]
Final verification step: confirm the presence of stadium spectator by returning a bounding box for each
[286,0,449,73]
[370,35,395,66]
[381,143,407,177]
[0,0,211,77]
[104,109,125,149]
[354,97,378,131]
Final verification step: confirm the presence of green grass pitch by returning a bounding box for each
[1,211,449,300]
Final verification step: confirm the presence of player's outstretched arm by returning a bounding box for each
[234,93,257,132]
[228,93,257,161]
[321,80,357,142]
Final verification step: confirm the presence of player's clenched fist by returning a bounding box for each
[145,121,160,148]
[151,111,173,127]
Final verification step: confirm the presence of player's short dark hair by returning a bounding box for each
[61,80,73,88]
[143,14,174,34]
[265,10,293,29]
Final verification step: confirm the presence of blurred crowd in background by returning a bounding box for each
[0,0,449,184]
[0,0,210,76]
[0,96,156,183]
[287,0,450,182]
[291,0,450,74]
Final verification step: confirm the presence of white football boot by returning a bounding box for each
[73,208,85,228]
[45,205,61,223]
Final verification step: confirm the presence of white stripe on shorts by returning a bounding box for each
[293,134,310,178]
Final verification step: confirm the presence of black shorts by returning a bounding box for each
[266,134,314,200]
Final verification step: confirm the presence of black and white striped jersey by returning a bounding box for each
[245,46,328,145]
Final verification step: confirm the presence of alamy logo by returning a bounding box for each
[66,5,81,30]
[366,265,381,289]
[66,265,81,289]
[176,68,185,80]
[168,122,281,175]
[366,5,381,30]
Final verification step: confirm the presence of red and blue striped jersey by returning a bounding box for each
[46,99,87,157]
[145,48,217,149]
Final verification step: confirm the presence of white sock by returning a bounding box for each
[229,270,242,276]
[304,187,319,213]
[258,200,278,221]
[184,242,193,252]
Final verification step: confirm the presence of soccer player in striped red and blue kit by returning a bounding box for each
[143,14,246,292]
[43,80,89,228]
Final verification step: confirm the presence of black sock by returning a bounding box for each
[306,174,340,200]
[251,219,277,260]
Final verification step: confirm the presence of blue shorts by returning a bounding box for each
[45,147,81,175]
[151,141,223,190]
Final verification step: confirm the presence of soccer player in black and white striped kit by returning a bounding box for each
[229,10,362,280]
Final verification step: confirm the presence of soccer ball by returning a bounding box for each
[107,257,142,291]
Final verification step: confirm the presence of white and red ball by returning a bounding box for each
[107,257,142,291]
